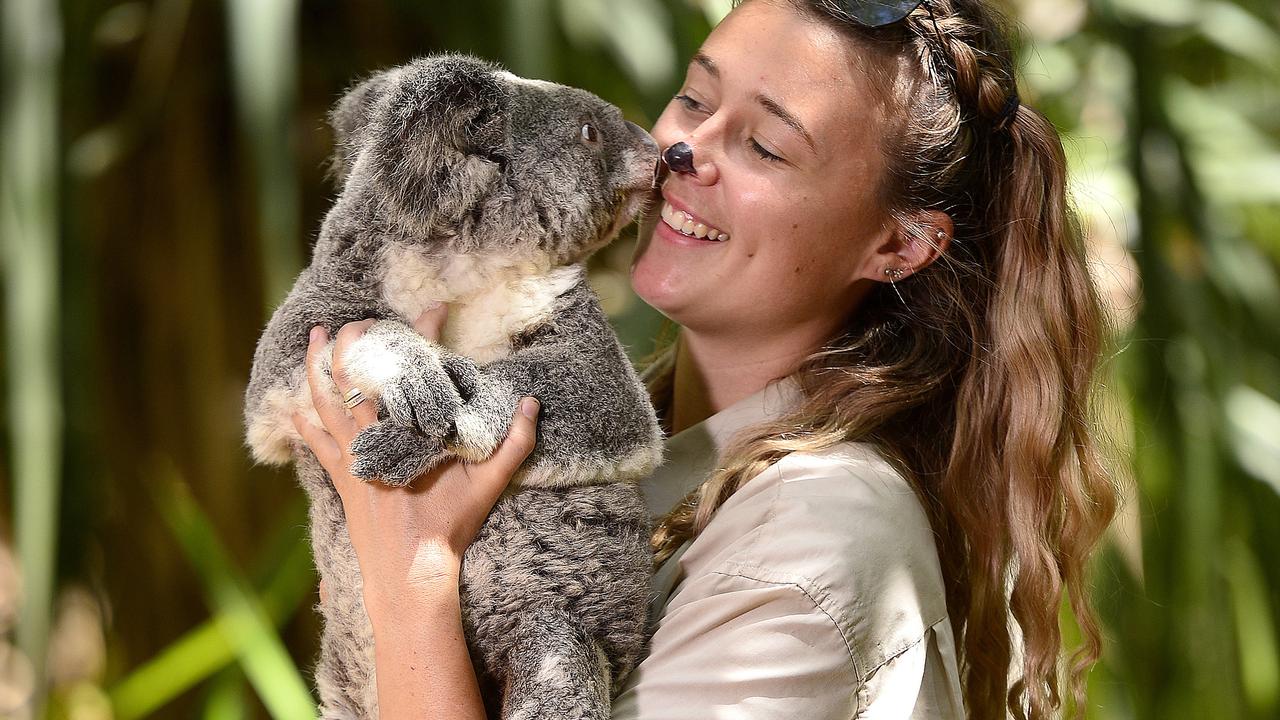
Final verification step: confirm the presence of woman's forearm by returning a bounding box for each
[368,575,488,720]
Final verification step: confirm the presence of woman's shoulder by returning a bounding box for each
[677,440,951,678]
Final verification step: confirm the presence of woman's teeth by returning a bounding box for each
[660,202,729,242]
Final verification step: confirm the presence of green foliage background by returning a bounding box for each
[0,0,1277,718]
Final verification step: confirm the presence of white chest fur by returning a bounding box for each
[379,245,582,363]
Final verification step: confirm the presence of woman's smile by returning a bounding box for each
[657,190,731,243]
[630,0,890,337]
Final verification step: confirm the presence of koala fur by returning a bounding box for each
[243,54,664,719]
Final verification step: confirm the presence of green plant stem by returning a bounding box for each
[2,0,63,710]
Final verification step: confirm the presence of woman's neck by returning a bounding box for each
[669,329,817,434]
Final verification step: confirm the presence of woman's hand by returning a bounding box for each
[291,306,540,619]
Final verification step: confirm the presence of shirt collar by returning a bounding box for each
[638,375,803,521]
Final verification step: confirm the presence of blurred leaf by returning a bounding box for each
[1163,79,1280,204]
[149,467,316,720]
[202,668,251,720]
[1225,385,1280,495]
[1226,537,1280,715]
[557,0,676,92]
[67,0,193,178]
[2,0,64,710]
[506,0,556,78]
[107,506,314,720]
[1198,2,1280,75]
[1106,0,1202,26]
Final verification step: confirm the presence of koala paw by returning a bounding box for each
[342,320,464,438]
[377,363,464,439]
[349,422,448,487]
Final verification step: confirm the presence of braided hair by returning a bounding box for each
[648,2,1117,718]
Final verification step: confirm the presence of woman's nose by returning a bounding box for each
[662,142,697,176]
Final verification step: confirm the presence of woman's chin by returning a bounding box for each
[629,218,730,326]
[629,252,696,322]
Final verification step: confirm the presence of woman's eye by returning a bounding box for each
[581,123,599,143]
[674,94,706,113]
[750,139,782,162]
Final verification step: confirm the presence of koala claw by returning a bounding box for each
[341,320,465,438]
[349,422,448,486]
[378,371,463,439]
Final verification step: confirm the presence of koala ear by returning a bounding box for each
[370,55,510,234]
[327,70,392,185]
[387,55,508,161]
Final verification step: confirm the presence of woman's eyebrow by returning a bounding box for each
[756,95,817,155]
[691,52,719,78]
[688,52,817,156]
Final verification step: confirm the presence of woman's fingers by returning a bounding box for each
[331,320,380,427]
[292,411,341,469]
[472,397,540,498]
[305,327,357,441]
[411,303,449,341]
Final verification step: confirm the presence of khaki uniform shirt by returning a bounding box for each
[611,377,966,718]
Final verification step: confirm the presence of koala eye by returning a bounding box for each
[580,123,600,143]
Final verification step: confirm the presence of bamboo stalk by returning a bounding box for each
[1,0,63,712]
[226,0,303,313]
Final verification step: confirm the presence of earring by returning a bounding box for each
[884,266,908,305]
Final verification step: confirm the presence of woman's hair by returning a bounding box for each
[647,1,1118,718]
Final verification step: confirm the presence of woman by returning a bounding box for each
[292,0,1118,717]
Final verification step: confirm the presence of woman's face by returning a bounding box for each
[631,0,900,338]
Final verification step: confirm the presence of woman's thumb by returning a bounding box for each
[411,302,449,341]
[483,397,540,480]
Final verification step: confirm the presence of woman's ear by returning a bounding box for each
[858,210,954,282]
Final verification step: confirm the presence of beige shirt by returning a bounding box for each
[611,378,965,719]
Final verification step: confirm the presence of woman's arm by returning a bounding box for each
[291,306,540,720]
[365,571,486,720]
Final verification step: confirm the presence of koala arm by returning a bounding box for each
[244,262,396,465]
[341,320,510,461]
[342,281,662,487]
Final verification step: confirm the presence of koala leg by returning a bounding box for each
[501,607,612,720]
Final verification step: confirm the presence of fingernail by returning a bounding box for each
[309,326,324,344]
[520,397,540,418]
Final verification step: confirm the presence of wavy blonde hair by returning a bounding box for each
[647,1,1118,718]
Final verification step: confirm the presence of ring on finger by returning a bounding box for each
[342,387,367,410]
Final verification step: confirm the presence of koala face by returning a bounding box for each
[330,55,659,266]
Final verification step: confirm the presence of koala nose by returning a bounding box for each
[625,121,658,154]
[662,142,696,176]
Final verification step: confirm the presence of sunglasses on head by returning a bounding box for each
[837,0,929,27]
[836,1,957,81]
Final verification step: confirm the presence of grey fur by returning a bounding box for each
[243,54,663,719]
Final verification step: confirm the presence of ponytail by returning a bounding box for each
[944,101,1118,719]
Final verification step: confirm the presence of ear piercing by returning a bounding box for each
[884,266,909,305]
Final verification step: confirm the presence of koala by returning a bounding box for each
[243,54,664,719]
